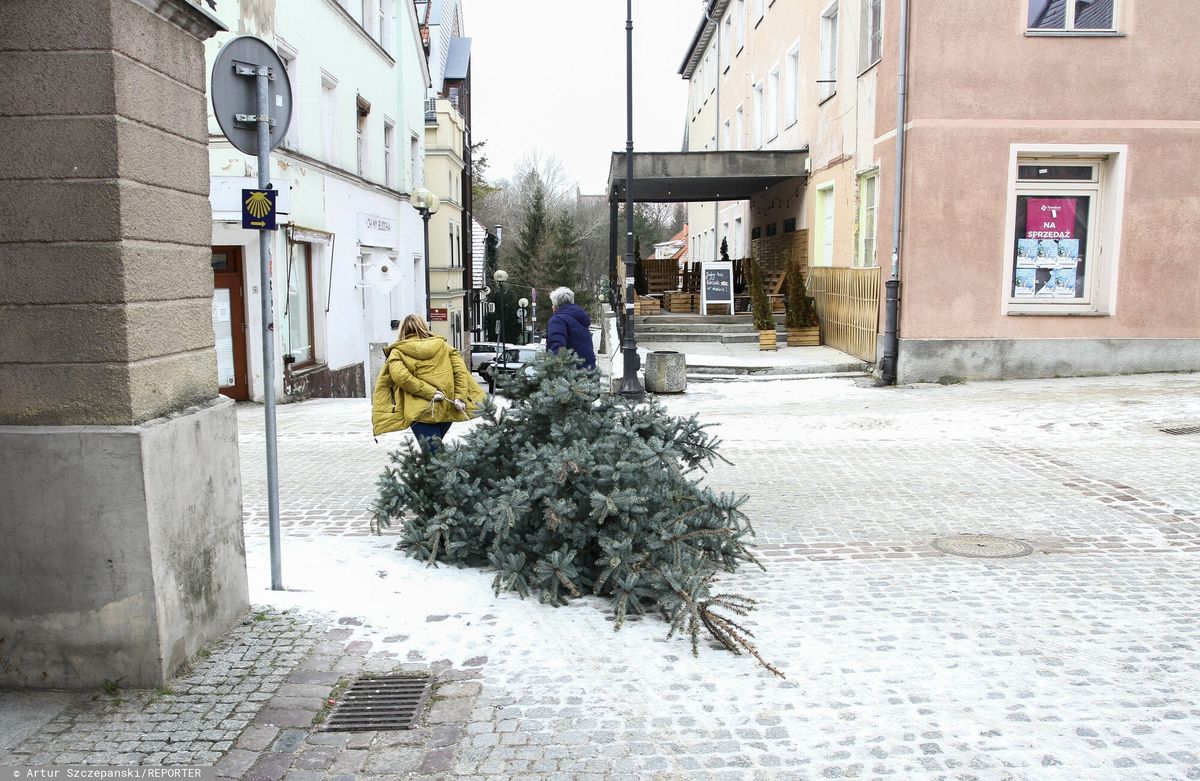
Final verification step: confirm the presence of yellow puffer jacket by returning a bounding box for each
[371,336,485,437]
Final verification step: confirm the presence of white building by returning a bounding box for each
[205,0,430,401]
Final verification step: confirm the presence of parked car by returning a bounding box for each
[468,341,501,372]
[479,345,544,392]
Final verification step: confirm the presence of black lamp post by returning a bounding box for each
[413,187,441,320]
[494,268,508,365]
[619,0,645,398]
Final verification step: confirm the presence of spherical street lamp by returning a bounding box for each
[517,296,530,345]
[412,187,441,320]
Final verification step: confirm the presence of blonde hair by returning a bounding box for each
[398,314,434,340]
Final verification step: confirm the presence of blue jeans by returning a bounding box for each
[410,421,452,454]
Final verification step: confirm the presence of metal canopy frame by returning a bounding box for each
[606,150,808,203]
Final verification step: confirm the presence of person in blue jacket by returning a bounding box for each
[546,287,597,370]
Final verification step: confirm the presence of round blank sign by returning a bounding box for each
[211,35,293,156]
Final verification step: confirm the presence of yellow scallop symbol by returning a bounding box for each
[245,191,273,219]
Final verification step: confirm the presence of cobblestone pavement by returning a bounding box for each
[5,373,1198,780]
[226,373,1200,780]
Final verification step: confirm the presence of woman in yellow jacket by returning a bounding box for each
[371,314,485,453]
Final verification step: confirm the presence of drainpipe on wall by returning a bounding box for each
[881,0,909,385]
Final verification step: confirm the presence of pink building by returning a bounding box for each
[876,0,1200,381]
[676,0,1199,382]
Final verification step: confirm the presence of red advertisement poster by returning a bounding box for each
[1025,198,1077,239]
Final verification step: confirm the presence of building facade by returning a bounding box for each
[419,0,475,349]
[680,0,1200,381]
[205,0,431,402]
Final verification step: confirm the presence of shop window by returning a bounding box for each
[1005,149,1125,314]
[751,226,762,240]
[284,242,316,367]
[1028,0,1116,31]
[783,218,797,233]
[765,222,778,237]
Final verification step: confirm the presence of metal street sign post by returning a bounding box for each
[212,36,293,591]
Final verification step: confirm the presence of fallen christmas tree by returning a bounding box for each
[372,350,780,676]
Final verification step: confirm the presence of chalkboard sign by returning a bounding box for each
[701,261,734,314]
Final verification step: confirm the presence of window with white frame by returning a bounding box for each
[1007,156,1115,309]
[277,41,300,150]
[735,105,744,150]
[320,72,338,164]
[722,118,731,150]
[734,216,744,257]
[377,0,388,48]
[767,67,780,141]
[722,14,733,69]
[785,46,799,126]
[752,83,764,148]
[1027,0,1116,31]
[857,171,878,267]
[860,0,882,70]
[819,2,839,101]
[383,120,394,187]
[735,0,746,51]
[755,0,765,24]
[355,101,369,176]
[409,133,420,188]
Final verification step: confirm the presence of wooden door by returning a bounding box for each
[211,246,249,400]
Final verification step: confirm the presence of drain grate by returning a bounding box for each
[1160,425,1200,436]
[321,674,434,732]
[931,534,1033,559]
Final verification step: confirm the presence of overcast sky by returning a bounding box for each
[462,0,701,195]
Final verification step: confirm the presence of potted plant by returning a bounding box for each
[785,262,820,347]
[746,256,776,351]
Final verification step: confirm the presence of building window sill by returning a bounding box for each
[1005,308,1109,316]
[1024,30,1125,37]
[858,59,881,78]
[818,91,837,107]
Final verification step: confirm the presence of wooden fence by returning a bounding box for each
[807,267,881,362]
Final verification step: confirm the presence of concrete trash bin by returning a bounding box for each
[645,350,687,393]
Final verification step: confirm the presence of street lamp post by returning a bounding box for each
[620,0,645,398]
[494,268,509,368]
[518,296,529,345]
[412,187,441,320]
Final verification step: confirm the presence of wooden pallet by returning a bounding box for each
[665,292,697,313]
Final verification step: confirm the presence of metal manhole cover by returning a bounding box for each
[931,535,1033,559]
[322,674,434,732]
[1160,425,1200,436]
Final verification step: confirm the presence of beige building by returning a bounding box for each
[424,97,469,349]
[680,0,1200,382]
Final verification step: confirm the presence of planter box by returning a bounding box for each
[758,330,777,351]
[787,326,820,347]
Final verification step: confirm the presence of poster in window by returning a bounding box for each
[1016,239,1038,267]
[1037,240,1060,266]
[1053,266,1078,298]
[1012,194,1088,300]
[1026,198,1077,239]
[1014,268,1037,297]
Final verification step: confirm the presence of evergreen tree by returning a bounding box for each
[542,210,588,322]
[373,353,781,676]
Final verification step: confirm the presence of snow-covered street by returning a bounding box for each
[232,372,1200,780]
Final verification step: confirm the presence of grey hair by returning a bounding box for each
[549,287,575,307]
